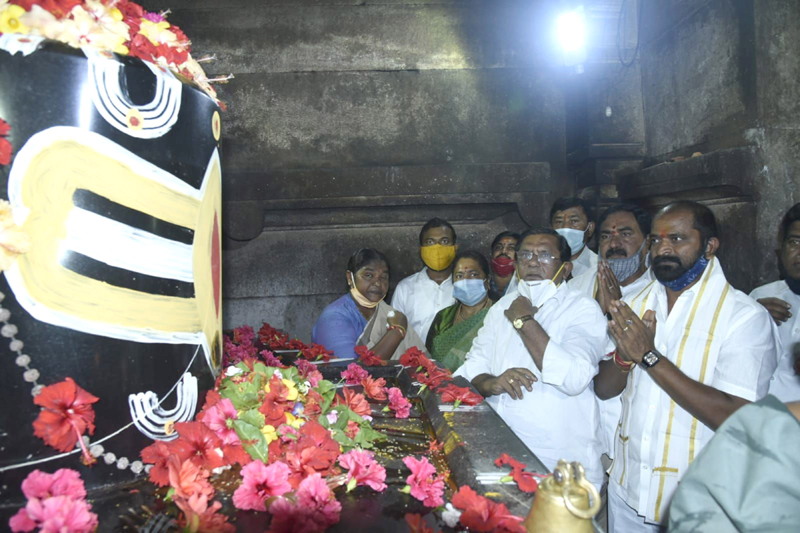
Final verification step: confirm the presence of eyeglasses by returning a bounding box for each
[516,250,559,264]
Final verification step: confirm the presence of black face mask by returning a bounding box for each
[786,276,800,295]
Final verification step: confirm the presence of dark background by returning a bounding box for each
[140,0,800,341]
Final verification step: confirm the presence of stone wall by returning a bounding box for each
[143,0,571,340]
[576,0,800,293]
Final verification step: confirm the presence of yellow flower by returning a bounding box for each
[282,379,299,401]
[0,5,30,35]
[138,18,176,46]
[284,413,305,430]
[261,424,278,444]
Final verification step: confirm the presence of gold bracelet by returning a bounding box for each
[388,324,406,338]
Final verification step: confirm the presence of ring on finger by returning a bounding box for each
[626,319,633,326]
[508,378,515,384]
[622,326,630,332]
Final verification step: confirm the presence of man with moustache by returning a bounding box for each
[569,204,655,462]
[392,218,458,341]
[488,231,520,301]
[455,229,607,489]
[750,203,800,402]
[594,201,778,532]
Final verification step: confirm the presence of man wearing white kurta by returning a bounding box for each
[572,204,655,459]
[596,202,778,532]
[392,219,457,341]
[455,229,607,489]
[551,197,598,278]
[750,202,800,402]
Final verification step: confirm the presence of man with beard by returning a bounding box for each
[392,218,458,341]
[594,201,778,532]
[488,231,520,301]
[750,203,800,402]
[455,229,607,490]
[569,204,655,463]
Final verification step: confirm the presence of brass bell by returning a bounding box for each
[524,460,601,533]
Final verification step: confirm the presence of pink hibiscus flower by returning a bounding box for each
[233,460,292,512]
[340,363,369,385]
[20,469,86,501]
[294,359,315,377]
[338,449,387,492]
[403,456,444,508]
[268,473,341,533]
[11,495,98,533]
[199,397,240,446]
[388,387,411,419]
[306,369,323,388]
[167,456,214,502]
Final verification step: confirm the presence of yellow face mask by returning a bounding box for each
[420,244,457,271]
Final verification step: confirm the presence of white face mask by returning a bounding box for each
[516,263,566,307]
[555,227,586,255]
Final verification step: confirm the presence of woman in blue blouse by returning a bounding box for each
[312,249,423,360]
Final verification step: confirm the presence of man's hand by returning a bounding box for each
[608,301,657,364]
[504,296,538,324]
[757,297,792,325]
[479,368,537,400]
[596,261,623,314]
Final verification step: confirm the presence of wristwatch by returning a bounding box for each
[641,350,661,369]
[513,315,534,330]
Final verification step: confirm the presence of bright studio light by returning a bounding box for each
[557,9,586,53]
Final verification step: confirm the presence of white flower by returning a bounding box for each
[225,366,243,377]
[442,503,462,529]
[326,410,339,425]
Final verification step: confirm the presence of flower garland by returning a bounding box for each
[0,0,227,105]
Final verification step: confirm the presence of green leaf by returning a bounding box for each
[239,408,265,428]
[164,487,175,502]
[353,424,386,449]
[399,485,411,494]
[453,399,462,410]
[221,380,261,411]
[382,406,390,412]
[316,380,337,413]
[500,475,514,483]
[233,420,270,463]
[346,477,358,492]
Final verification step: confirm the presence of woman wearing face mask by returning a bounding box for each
[425,251,493,372]
[312,249,428,361]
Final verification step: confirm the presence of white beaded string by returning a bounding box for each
[0,292,196,477]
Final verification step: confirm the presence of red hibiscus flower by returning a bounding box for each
[451,485,526,533]
[340,363,369,385]
[32,378,99,464]
[494,453,540,493]
[287,338,308,352]
[405,513,441,533]
[303,389,324,417]
[387,387,411,419]
[402,456,444,508]
[438,384,484,407]
[258,323,290,349]
[233,325,255,344]
[413,366,453,390]
[167,455,214,502]
[399,347,435,372]
[0,118,11,166]
[258,374,293,426]
[141,440,189,487]
[284,421,340,485]
[355,345,386,366]
[301,343,332,362]
[171,422,226,470]
[294,359,315,377]
[340,388,371,418]
[361,376,388,401]
[175,494,235,533]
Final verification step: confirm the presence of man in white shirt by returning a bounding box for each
[551,197,598,277]
[595,201,778,532]
[570,204,655,460]
[455,228,608,489]
[750,202,800,402]
[391,218,457,341]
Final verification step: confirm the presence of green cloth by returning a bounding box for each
[425,303,489,372]
[668,395,800,532]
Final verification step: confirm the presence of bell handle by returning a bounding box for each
[562,476,601,520]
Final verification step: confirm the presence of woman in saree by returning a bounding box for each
[425,250,492,372]
[312,248,427,361]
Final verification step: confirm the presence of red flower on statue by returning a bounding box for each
[438,384,484,406]
[0,118,12,166]
[171,422,226,470]
[413,366,453,389]
[355,345,385,366]
[340,388,371,418]
[32,378,99,464]
[451,485,526,533]
[405,513,441,533]
[141,441,186,487]
[258,323,290,349]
